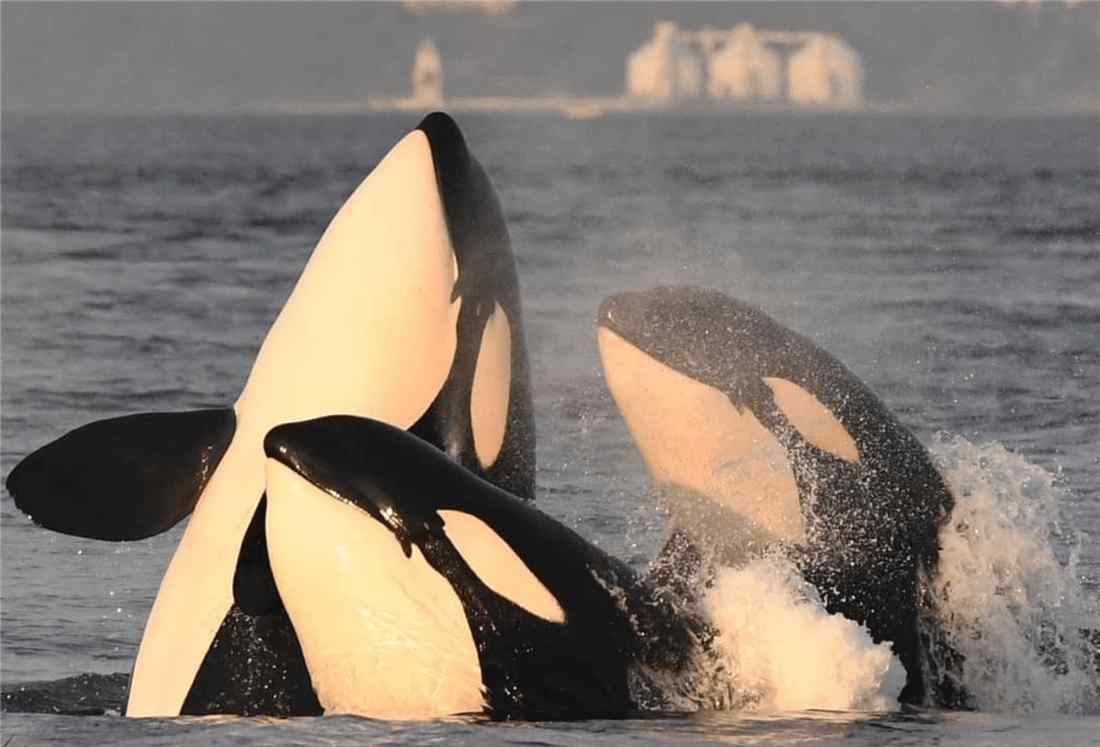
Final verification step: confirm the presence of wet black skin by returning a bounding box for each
[265,415,707,720]
[410,111,535,501]
[5,112,535,716]
[599,286,968,708]
[6,409,236,541]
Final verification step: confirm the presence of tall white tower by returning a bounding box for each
[412,39,444,104]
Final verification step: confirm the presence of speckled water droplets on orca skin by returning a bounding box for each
[597,286,968,708]
[5,112,535,717]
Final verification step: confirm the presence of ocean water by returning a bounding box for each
[2,112,1098,744]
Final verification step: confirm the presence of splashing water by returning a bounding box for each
[928,435,1100,714]
[702,558,907,712]
[660,434,1099,715]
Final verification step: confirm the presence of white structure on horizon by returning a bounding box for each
[403,0,516,15]
[787,34,863,107]
[707,23,782,101]
[412,39,444,104]
[626,21,704,101]
[626,22,863,107]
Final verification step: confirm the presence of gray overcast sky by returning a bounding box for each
[3,2,1099,114]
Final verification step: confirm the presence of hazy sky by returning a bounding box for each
[3,2,1098,114]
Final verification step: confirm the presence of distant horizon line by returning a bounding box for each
[4,102,1099,118]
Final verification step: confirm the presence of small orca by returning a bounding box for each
[262,415,705,720]
[5,112,535,717]
[596,286,968,708]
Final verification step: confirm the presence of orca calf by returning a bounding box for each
[6,113,534,717]
[262,415,705,720]
[597,286,968,708]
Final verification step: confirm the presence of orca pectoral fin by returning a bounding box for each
[6,408,236,541]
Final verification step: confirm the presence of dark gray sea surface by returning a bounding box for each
[2,112,1099,744]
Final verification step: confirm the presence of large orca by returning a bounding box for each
[596,286,968,707]
[5,112,535,717]
[262,415,706,720]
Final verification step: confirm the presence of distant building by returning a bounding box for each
[412,39,444,104]
[707,23,782,101]
[787,34,863,107]
[626,22,704,101]
[402,0,516,15]
[626,22,863,108]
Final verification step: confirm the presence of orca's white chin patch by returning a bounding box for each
[598,327,805,544]
[264,459,485,719]
[237,127,462,433]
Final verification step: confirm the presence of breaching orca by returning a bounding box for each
[596,286,968,707]
[5,112,535,717]
[262,415,705,720]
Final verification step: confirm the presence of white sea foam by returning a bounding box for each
[702,557,906,712]
[670,434,1099,715]
[928,434,1100,714]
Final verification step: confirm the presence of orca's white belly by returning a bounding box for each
[265,461,485,719]
[126,129,461,716]
[126,425,264,716]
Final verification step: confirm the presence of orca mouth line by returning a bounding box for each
[263,430,371,518]
[595,292,635,338]
[262,424,422,551]
[595,287,693,353]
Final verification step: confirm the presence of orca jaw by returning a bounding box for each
[598,287,871,457]
[598,287,767,396]
[264,417,443,556]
